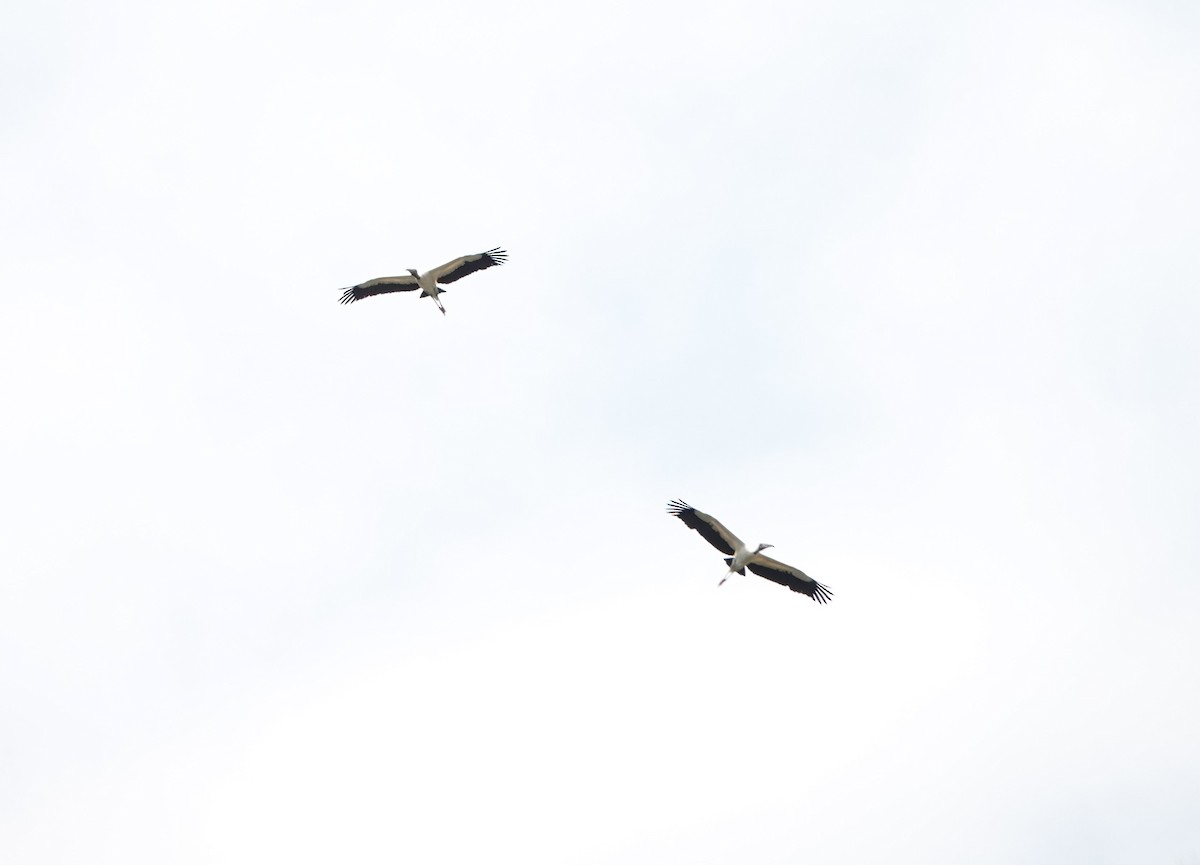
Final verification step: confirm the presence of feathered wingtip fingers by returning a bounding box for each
[810,582,834,604]
[338,287,359,304]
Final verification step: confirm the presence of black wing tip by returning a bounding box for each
[666,499,693,516]
[338,287,359,304]
[807,582,834,604]
[483,247,508,265]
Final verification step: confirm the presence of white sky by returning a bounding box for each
[3,0,1199,862]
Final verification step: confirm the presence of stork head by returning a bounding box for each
[755,543,774,554]
[407,268,419,277]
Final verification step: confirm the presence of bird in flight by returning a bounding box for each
[338,247,507,315]
[667,500,832,603]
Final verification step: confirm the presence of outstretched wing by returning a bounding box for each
[746,554,833,603]
[666,500,742,556]
[429,247,508,285]
[339,275,421,304]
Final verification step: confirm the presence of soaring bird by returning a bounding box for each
[667,500,832,603]
[338,247,507,315]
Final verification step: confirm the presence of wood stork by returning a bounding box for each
[338,247,507,315]
[667,500,832,603]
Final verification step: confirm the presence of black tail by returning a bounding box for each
[723,558,746,575]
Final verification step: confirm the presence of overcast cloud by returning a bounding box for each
[2,0,1199,862]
